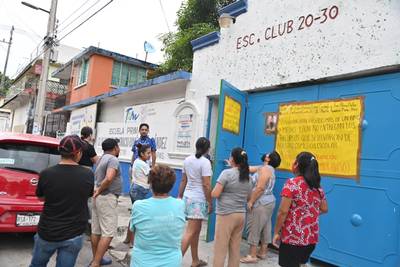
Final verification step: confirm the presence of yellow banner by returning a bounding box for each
[275,98,364,178]
[222,95,242,135]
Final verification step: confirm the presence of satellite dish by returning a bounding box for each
[144,41,156,62]
[144,41,156,53]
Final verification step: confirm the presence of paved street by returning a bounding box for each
[0,197,333,267]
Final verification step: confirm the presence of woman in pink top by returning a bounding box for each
[273,152,328,267]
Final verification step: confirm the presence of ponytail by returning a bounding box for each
[195,137,210,159]
[231,147,250,182]
[295,152,321,191]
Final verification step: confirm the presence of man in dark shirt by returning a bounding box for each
[79,126,99,168]
[29,135,94,267]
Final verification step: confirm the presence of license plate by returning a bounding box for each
[16,214,40,227]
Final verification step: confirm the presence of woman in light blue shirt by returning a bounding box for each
[130,165,186,267]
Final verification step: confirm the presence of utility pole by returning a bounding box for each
[0,25,14,93]
[32,0,58,135]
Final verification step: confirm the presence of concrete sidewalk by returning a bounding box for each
[101,196,326,267]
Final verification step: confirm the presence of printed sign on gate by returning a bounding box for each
[275,97,364,178]
[222,95,242,135]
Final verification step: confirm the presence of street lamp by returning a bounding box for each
[218,13,234,28]
[21,1,50,13]
[22,0,57,135]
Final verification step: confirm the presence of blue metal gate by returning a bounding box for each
[207,80,247,241]
[242,73,400,267]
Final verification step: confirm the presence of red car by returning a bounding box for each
[0,133,60,232]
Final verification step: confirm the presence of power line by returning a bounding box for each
[158,0,171,32]
[0,24,41,44]
[11,0,113,78]
[57,0,101,35]
[7,6,42,40]
[58,0,114,42]
[58,0,92,27]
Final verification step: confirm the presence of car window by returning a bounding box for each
[0,143,60,174]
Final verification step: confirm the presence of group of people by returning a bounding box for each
[178,138,328,267]
[29,126,123,267]
[28,122,328,267]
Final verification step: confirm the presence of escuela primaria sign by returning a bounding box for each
[275,97,364,179]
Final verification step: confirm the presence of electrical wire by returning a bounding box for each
[58,0,114,42]
[57,0,101,35]
[57,0,92,27]
[8,6,42,40]
[11,0,114,78]
[158,0,171,32]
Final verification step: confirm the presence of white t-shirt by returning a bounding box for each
[182,155,213,201]
[132,158,151,189]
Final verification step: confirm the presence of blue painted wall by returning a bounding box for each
[119,161,182,197]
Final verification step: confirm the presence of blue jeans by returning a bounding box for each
[29,234,83,267]
[129,184,151,204]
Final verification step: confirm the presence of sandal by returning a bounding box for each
[191,259,208,267]
[100,257,112,265]
[240,255,258,264]
[87,257,112,267]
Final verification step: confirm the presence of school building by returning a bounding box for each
[187,0,400,267]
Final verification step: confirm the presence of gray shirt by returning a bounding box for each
[95,153,122,196]
[216,168,252,215]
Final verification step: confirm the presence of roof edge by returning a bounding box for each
[191,31,220,52]
[53,46,159,78]
[218,0,248,17]
[60,70,191,111]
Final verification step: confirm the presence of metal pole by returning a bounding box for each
[32,0,57,135]
[0,26,14,92]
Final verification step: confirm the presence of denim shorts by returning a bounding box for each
[183,196,208,220]
[129,184,151,204]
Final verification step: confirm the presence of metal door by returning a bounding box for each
[207,80,247,241]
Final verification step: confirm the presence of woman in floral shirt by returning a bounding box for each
[273,152,328,267]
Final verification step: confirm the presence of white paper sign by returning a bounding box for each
[69,104,97,135]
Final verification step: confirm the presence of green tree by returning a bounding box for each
[156,0,235,74]
[0,72,12,97]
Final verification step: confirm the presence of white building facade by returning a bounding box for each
[187,1,400,266]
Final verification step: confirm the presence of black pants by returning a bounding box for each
[279,243,316,267]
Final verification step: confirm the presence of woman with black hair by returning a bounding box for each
[211,147,252,267]
[241,151,281,263]
[273,152,328,267]
[179,137,212,267]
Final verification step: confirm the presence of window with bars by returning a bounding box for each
[76,59,89,86]
[111,61,147,87]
